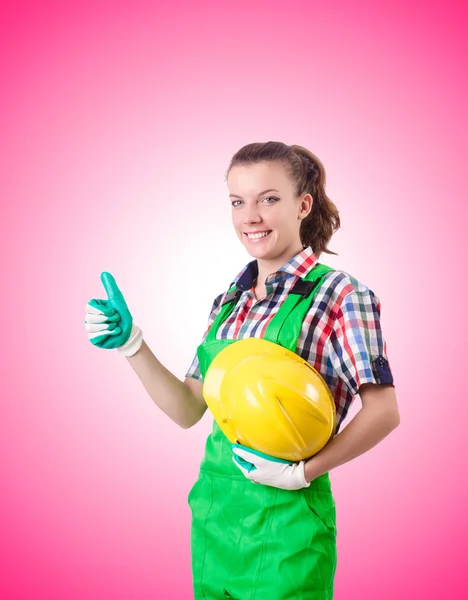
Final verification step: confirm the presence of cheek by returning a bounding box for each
[269,214,284,229]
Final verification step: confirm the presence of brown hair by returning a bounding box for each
[225,141,341,258]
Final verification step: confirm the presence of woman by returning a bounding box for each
[85,141,400,599]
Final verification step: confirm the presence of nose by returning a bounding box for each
[243,204,262,225]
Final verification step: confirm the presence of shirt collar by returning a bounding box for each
[233,245,319,291]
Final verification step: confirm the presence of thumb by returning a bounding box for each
[101,272,124,301]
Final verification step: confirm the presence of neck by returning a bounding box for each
[255,242,305,286]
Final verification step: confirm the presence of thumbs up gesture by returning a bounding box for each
[84,272,143,356]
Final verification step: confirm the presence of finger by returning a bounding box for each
[87,300,116,317]
[85,312,108,324]
[85,321,108,333]
[85,312,120,324]
[89,327,121,340]
[101,272,124,302]
[232,453,257,473]
[231,446,261,466]
[86,303,105,315]
[232,455,251,475]
[232,443,294,466]
[85,321,118,333]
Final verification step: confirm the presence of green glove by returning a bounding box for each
[84,272,143,356]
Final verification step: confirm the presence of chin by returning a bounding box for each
[243,243,276,258]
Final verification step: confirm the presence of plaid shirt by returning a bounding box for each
[186,246,395,435]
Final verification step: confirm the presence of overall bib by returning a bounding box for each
[188,264,338,600]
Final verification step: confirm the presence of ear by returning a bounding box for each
[297,193,313,220]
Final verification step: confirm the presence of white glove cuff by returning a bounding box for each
[117,323,144,357]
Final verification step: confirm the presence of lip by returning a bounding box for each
[244,230,272,234]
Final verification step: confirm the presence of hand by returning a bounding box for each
[84,272,143,357]
[231,444,310,490]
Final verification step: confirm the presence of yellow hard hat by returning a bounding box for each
[203,337,336,462]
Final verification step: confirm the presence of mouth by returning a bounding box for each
[244,230,272,242]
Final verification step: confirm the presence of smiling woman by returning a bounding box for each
[85,140,398,600]
[182,141,398,599]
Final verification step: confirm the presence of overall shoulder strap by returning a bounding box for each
[206,263,335,347]
[205,282,240,343]
[264,263,335,352]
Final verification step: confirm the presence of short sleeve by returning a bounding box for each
[326,288,395,396]
[185,291,225,381]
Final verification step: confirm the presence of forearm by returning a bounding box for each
[304,404,400,483]
[125,340,204,429]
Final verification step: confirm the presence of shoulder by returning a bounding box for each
[206,283,234,322]
[315,269,382,324]
[320,268,379,304]
[212,290,226,310]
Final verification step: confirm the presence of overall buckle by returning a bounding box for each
[290,277,322,299]
[222,288,242,306]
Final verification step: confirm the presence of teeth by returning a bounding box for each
[247,231,270,239]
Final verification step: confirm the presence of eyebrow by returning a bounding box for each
[229,188,280,199]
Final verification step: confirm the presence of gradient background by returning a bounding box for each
[1,0,466,598]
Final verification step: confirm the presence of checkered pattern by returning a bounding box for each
[185,246,395,434]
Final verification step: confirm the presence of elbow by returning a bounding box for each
[179,419,198,430]
[178,417,198,430]
[388,409,401,430]
[179,405,208,430]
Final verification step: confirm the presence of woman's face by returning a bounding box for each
[227,162,312,259]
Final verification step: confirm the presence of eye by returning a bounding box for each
[230,197,279,207]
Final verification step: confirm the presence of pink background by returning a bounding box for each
[1,0,466,598]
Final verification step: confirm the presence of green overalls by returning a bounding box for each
[188,263,338,600]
